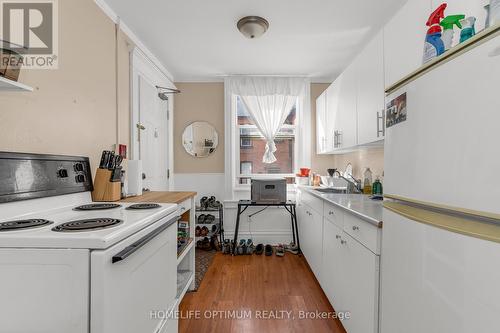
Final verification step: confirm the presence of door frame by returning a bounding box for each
[130,48,175,190]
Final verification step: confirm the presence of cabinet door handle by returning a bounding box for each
[377,110,385,137]
[341,240,347,245]
[352,226,359,231]
[335,234,341,239]
[329,211,334,216]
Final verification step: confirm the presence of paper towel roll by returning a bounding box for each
[127,160,143,196]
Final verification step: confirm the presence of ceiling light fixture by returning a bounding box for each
[237,16,269,39]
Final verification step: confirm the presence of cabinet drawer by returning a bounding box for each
[301,191,323,214]
[323,201,343,228]
[178,199,191,214]
[343,213,380,254]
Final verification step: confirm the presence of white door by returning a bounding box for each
[91,215,177,333]
[357,31,385,145]
[316,91,327,154]
[326,80,341,151]
[0,249,89,333]
[336,64,358,150]
[322,219,345,310]
[138,76,169,191]
[341,232,379,333]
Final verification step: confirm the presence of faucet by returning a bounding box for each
[332,170,362,194]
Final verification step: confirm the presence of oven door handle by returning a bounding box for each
[112,215,180,264]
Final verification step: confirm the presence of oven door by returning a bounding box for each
[90,214,179,333]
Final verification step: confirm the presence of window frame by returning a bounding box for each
[224,78,311,198]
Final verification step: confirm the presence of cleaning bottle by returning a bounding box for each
[363,168,373,195]
[485,4,491,28]
[491,0,500,26]
[460,17,476,43]
[372,176,383,195]
[440,15,465,50]
[423,3,447,63]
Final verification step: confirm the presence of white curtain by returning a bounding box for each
[229,77,306,164]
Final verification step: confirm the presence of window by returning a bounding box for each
[240,138,252,148]
[236,97,296,185]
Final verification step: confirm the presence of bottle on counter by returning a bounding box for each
[372,176,383,195]
[363,168,373,194]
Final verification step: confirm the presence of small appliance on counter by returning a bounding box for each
[251,178,287,203]
[127,159,143,197]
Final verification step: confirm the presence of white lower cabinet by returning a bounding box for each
[297,190,381,333]
[298,201,323,280]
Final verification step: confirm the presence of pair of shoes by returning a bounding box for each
[200,196,222,210]
[265,244,273,256]
[210,235,221,251]
[197,226,209,237]
[275,244,285,257]
[222,240,232,254]
[284,242,299,255]
[237,239,247,255]
[255,244,264,255]
[197,214,215,224]
[196,237,211,250]
[236,239,255,255]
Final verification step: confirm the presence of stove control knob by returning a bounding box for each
[75,175,86,183]
[74,163,84,172]
[57,169,69,178]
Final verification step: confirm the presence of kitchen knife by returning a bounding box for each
[99,151,110,169]
[107,152,115,170]
[114,155,123,168]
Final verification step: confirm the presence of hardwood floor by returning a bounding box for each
[179,253,347,333]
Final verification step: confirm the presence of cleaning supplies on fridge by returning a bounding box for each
[485,4,491,28]
[491,0,500,26]
[440,15,465,50]
[363,168,373,195]
[423,4,447,63]
[372,176,383,195]
[460,17,476,43]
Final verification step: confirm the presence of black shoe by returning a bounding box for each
[265,244,273,256]
[255,244,264,255]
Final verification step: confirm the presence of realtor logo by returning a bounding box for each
[1,0,58,69]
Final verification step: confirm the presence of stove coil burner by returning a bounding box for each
[52,218,123,232]
[0,219,53,231]
[127,203,161,210]
[74,203,122,211]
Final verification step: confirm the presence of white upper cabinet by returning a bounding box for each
[325,79,341,151]
[384,0,432,88]
[356,30,385,145]
[316,90,328,154]
[335,64,358,150]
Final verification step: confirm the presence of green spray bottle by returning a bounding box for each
[460,17,476,43]
[440,15,465,50]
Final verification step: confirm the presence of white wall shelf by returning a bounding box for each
[386,23,500,94]
[0,76,33,92]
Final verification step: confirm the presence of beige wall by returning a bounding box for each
[0,0,132,172]
[173,82,384,178]
[174,82,225,173]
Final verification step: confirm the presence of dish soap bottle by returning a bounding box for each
[363,168,373,194]
[372,176,383,195]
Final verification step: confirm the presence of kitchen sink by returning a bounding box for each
[314,188,347,194]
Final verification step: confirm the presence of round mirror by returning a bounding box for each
[182,122,219,158]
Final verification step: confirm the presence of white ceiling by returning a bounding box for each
[104,0,407,82]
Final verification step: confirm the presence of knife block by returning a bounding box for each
[92,169,121,202]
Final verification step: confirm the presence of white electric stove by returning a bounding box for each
[0,152,179,333]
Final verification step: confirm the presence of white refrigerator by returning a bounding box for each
[380,34,500,333]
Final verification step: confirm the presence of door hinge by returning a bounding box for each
[167,169,170,179]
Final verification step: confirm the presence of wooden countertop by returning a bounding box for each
[121,191,197,204]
